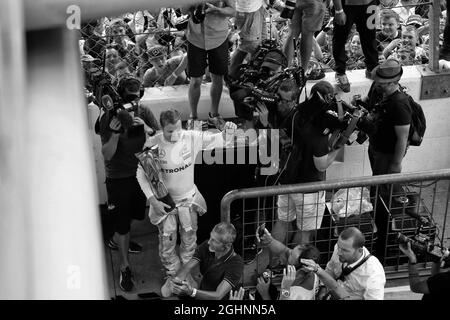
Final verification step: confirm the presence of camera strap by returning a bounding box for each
[336,254,372,282]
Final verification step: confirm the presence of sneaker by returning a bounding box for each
[108,238,142,254]
[306,61,325,81]
[207,113,225,131]
[119,267,134,292]
[365,69,373,80]
[335,73,351,93]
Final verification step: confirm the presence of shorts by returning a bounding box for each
[187,40,229,77]
[106,176,146,235]
[277,191,326,231]
[235,6,266,54]
[290,0,326,33]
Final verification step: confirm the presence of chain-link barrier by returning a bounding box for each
[79,2,445,96]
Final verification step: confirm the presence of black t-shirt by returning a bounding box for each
[193,241,244,299]
[99,112,146,179]
[280,112,329,184]
[422,270,450,300]
[376,30,402,53]
[370,90,411,154]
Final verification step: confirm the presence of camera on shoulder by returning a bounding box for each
[95,75,145,135]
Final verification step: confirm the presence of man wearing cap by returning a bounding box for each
[181,1,236,130]
[369,58,411,186]
[332,0,379,93]
[142,45,188,88]
[368,59,411,261]
[405,14,423,29]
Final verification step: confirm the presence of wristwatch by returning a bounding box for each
[190,288,197,298]
[281,289,290,298]
[335,9,344,14]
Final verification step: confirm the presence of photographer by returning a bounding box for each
[272,81,344,246]
[98,76,159,292]
[230,48,288,130]
[160,222,244,300]
[302,227,386,300]
[399,241,450,300]
[181,1,236,130]
[256,228,321,300]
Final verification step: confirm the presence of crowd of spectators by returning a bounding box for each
[81,1,450,300]
[80,1,449,93]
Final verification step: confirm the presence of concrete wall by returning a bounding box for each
[92,66,450,203]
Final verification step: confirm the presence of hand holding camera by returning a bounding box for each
[255,102,270,128]
[191,4,207,24]
[109,117,122,133]
[256,276,271,298]
[398,241,418,263]
[255,224,273,245]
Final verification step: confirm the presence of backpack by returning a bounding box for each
[400,85,426,146]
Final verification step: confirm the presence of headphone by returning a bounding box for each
[261,48,288,69]
[117,75,145,100]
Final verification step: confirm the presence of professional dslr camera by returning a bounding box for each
[316,95,378,150]
[397,221,450,267]
[191,4,207,24]
[280,0,298,19]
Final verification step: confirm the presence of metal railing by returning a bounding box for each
[221,169,450,285]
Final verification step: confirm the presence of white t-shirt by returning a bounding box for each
[137,130,226,201]
[236,0,264,13]
[392,1,415,23]
[326,245,386,300]
[288,274,319,300]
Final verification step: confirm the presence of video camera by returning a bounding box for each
[243,67,306,105]
[396,220,450,267]
[280,0,297,20]
[317,95,378,150]
[93,73,145,135]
